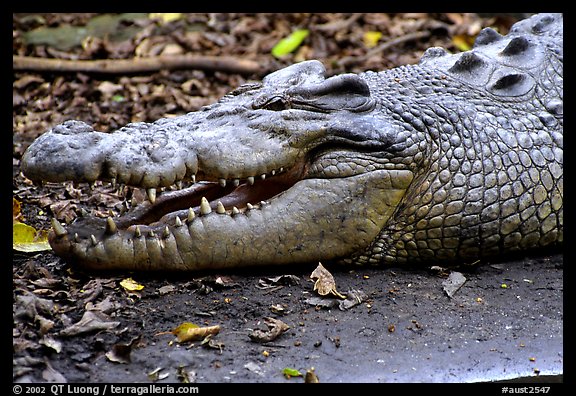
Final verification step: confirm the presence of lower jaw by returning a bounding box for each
[50,170,414,271]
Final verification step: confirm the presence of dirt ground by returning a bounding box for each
[12,13,563,383]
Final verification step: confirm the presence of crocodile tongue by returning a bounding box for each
[49,169,413,271]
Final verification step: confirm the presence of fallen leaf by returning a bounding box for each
[149,13,183,24]
[272,29,309,58]
[310,263,346,299]
[157,322,221,343]
[120,278,144,292]
[148,367,170,381]
[305,367,320,383]
[13,197,25,223]
[442,271,467,298]
[338,289,368,310]
[363,31,382,48]
[249,317,290,343]
[59,310,120,336]
[282,367,303,379]
[105,336,141,364]
[13,222,51,252]
[257,274,300,289]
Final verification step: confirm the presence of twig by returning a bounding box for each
[13,54,262,75]
[337,30,432,68]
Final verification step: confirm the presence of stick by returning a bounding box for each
[13,54,262,75]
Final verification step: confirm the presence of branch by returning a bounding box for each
[13,54,262,75]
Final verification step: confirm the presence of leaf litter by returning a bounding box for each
[12,13,524,382]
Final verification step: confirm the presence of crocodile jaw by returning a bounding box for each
[49,169,413,271]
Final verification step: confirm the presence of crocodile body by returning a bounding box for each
[21,13,563,271]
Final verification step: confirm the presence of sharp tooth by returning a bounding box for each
[219,179,227,187]
[176,181,183,190]
[134,226,142,237]
[247,203,254,210]
[146,188,157,204]
[175,216,183,227]
[279,167,284,173]
[79,208,89,217]
[148,230,155,238]
[51,218,68,237]
[233,179,240,187]
[90,234,98,246]
[200,197,212,215]
[191,174,196,183]
[162,226,170,239]
[260,174,266,180]
[187,207,196,222]
[105,217,118,234]
[247,176,255,185]
[216,201,226,214]
[271,169,276,176]
[232,207,240,215]
[74,233,79,243]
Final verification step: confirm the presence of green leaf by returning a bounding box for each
[282,367,303,378]
[271,29,309,58]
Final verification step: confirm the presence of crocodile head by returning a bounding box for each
[21,60,415,271]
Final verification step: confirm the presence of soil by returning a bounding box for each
[12,13,563,384]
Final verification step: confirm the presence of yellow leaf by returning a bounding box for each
[363,31,382,48]
[170,322,220,343]
[452,34,473,52]
[120,278,144,291]
[149,13,182,24]
[13,222,51,252]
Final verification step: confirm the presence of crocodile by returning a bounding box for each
[20,13,563,271]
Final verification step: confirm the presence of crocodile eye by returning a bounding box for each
[262,97,289,111]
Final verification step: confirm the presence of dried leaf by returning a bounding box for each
[310,263,346,299]
[149,13,183,24]
[13,222,51,252]
[120,278,144,292]
[305,367,320,383]
[158,322,221,343]
[249,317,290,343]
[442,271,467,298]
[59,310,120,336]
[13,197,25,223]
[363,31,382,48]
[105,337,141,364]
[257,274,300,289]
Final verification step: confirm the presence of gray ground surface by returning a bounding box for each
[15,253,561,383]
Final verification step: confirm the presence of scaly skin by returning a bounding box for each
[21,13,563,271]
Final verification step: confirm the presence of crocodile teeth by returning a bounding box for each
[216,201,226,214]
[187,207,196,222]
[51,218,68,237]
[219,178,227,187]
[233,179,240,187]
[232,206,240,215]
[74,233,79,243]
[247,176,255,185]
[105,217,117,234]
[134,225,142,237]
[146,188,157,204]
[162,226,170,239]
[191,174,196,183]
[148,230,155,238]
[246,203,254,210]
[175,216,183,227]
[260,174,266,180]
[200,197,212,215]
[90,234,98,246]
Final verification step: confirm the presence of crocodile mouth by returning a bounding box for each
[112,163,304,232]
